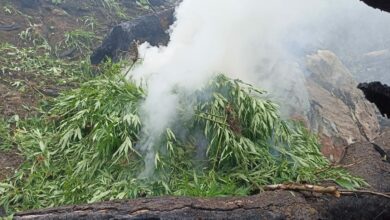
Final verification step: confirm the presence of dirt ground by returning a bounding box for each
[0,149,23,181]
[343,128,390,192]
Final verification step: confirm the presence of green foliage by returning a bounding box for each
[99,0,129,20]
[0,118,13,151]
[0,43,91,81]
[82,16,99,31]
[58,29,101,56]
[136,0,152,10]
[3,5,13,15]
[0,67,366,213]
[19,24,50,48]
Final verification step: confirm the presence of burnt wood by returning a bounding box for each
[361,0,390,13]
[90,9,175,64]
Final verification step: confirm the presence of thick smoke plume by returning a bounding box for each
[129,0,390,176]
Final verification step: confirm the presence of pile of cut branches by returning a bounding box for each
[0,64,365,213]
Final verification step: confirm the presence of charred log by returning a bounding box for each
[361,0,390,13]
[90,9,175,65]
[13,193,390,220]
[358,82,390,118]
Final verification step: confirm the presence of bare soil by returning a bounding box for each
[0,149,23,181]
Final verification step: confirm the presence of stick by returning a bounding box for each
[264,183,341,197]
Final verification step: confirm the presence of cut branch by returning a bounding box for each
[264,183,341,197]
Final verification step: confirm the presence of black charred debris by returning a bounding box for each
[361,0,390,13]
[90,8,175,65]
[358,81,390,118]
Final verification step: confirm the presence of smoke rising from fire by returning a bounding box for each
[129,0,390,176]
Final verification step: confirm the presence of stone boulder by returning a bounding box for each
[305,50,380,162]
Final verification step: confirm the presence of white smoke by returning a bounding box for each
[129,0,390,176]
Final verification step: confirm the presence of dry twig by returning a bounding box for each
[264,183,341,197]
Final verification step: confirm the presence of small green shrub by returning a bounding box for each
[58,29,101,56]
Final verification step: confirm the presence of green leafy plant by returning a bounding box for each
[3,5,13,15]
[99,0,129,20]
[58,29,101,56]
[0,43,90,79]
[136,0,152,10]
[0,65,366,214]
[19,23,50,48]
[0,118,13,151]
[82,16,99,31]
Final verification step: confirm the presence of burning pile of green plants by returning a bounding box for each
[0,64,365,213]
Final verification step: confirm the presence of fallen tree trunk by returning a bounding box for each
[13,191,390,220]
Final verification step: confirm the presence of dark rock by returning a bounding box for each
[57,47,77,59]
[319,195,390,220]
[358,81,390,118]
[361,0,390,13]
[305,50,380,162]
[39,88,60,97]
[90,8,175,64]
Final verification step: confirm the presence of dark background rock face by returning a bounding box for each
[358,82,390,118]
[362,0,390,12]
[90,9,175,64]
